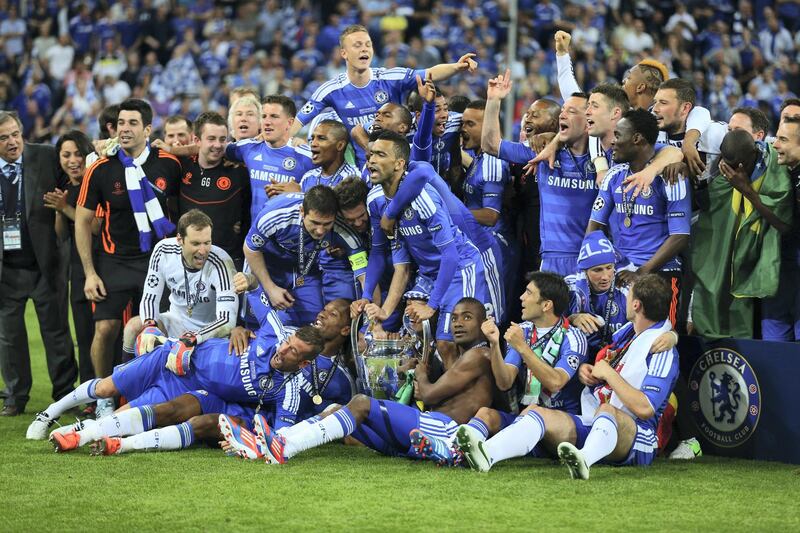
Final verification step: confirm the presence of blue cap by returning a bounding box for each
[577,231,618,270]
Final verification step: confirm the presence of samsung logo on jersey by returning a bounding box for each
[170,288,211,302]
[347,115,374,127]
[615,204,654,216]
[239,355,257,397]
[250,169,295,182]
[399,225,424,236]
[547,176,597,190]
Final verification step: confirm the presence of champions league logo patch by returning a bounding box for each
[250,234,265,248]
[592,197,605,211]
[259,375,274,391]
[146,274,159,288]
[374,90,389,104]
[640,186,653,198]
[688,348,761,448]
[260,292,269,307]
[301,102,314,115]
[567,354,580,370]
[283,157,297,170]
[403,207,415,220]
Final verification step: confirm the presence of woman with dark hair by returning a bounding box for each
[43,130,98,390]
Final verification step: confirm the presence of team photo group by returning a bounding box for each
[3,0,800,482]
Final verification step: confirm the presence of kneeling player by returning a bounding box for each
[456,274,678,479]
[223,298,496,465]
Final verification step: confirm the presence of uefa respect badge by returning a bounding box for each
[688,347,761,448]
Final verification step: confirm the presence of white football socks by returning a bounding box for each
[44,379,100,419]
[581,413,618,467]
[283,408,356,459]
[483,410,546,465]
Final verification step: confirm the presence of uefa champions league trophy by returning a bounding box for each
[351,312,432,400]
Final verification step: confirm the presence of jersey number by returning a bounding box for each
[201,176,211,187]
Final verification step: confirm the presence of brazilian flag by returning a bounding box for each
[691,143,793,338]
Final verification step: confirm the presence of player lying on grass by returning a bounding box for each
[220,297,496,465]
[456,274,679,479]
[86,297,355,456]
[26,273,323,449]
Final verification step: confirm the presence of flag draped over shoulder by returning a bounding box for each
[691,142,793,339]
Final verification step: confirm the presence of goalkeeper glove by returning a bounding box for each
[135,321,166,357]
[165,333,196,376]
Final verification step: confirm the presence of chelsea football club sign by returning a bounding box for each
[688,348,761,448]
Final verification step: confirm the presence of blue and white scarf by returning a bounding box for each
[118,144,175,252]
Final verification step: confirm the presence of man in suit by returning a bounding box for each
[0,111,77,416]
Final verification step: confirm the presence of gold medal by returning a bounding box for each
[296,276,305,287]
[312,394,322,405]
[623,216,632,228]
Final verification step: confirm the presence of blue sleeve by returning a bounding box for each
[664,178,691,235]
[589,173,615,226]
[245,289,285,341]
[361,246,386,300]
[385,161,433,220]
[332,224,368,278]
[553,329,587,379]
[498,140,535,164]
[411,101,435,162]
[640,349,679,414]
[503,323,531,370]
[225,142,244,162]
[244,209,270,251]
[479,157,507,212]
[295,98,326,127]
[653,142,667,154]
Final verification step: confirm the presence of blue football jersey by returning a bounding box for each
[225,139,315,220]
[296,67,426,163]
[503,322,588,414]
[245,193,367,279]
[300,162,362,191]
[566,273,630,353]
[499,141,598,259]
[590,164,691,270]
[462,151,512,238]
[430,112,462,178]
[297,355,356,417]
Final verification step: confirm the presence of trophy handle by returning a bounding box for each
[421,319,432,365]
[351,312,373,396]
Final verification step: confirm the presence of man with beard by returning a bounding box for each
[232,298,496,466]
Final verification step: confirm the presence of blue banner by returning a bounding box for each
[678,336,800,464]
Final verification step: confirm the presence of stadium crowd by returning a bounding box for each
[2,0,800,478]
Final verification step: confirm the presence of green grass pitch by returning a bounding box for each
[2,303,799,532]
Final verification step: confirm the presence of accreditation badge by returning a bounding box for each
[2,217,22,251]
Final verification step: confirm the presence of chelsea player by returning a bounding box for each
[567,231,631,357]
[457,274,679,478]
[588,109,690,324]
[226,298,496,466]
[359,131,488,368]
[483,83,598,276]
[226,95,316,220]
[34,272,324,453]
[291,24,479,165]
[244,186,368,327]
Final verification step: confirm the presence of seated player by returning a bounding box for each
[121,209,238,358]
[421,272,587,458]
[456,274,679,478]
[358,132,488,369]
[221,298,496,466]
[244,185,367,327]
[26,272,324,448]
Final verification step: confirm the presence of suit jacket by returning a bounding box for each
[0,143,62,282]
